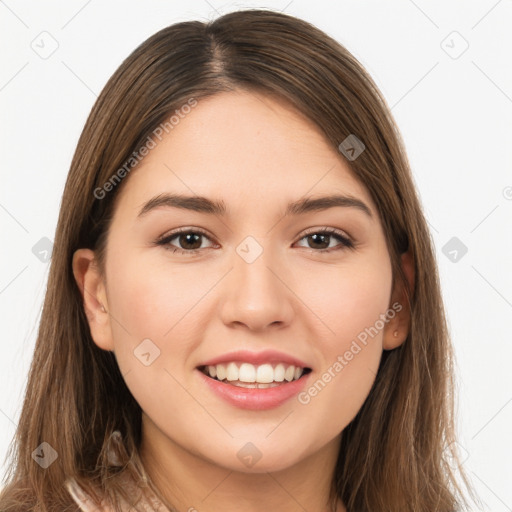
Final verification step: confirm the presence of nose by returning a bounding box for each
[218,241,295,332]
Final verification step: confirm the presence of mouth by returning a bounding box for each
[198,362,312,389]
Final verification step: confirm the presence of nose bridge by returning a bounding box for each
[219,235,294,330]
[235,236,279,292]
[234,234,284,299]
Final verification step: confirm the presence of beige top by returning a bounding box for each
[64,473,172,512]
[64,430,172,512]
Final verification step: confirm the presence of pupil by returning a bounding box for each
[181,233,201,250]
[309,233,329,249]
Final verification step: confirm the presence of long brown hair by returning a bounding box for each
[0,8,479,511]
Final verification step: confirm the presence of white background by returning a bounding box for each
[1,1,511,510]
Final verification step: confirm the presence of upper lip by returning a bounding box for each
[198,349,311,369]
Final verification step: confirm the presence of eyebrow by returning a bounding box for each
[137,193,373,219]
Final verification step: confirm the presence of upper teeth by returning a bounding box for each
[203,362,304,383]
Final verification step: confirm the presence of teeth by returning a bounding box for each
[226,362,238,381]
[216,364,226,381]
[256,364,274,383]
[202,362,306,384]
[284,365,295,382]
[274,364,285,382]
[239,363,256,383]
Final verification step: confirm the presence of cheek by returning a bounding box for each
[104,255,207,418]
[104,250,226,387]
[295,253,392,345]
[106,252,210,341]
[294,257,391,430]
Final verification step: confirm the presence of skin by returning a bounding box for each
[73,89,414,512]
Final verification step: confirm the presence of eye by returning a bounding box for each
[295,228,354,252]
[155,228,216,255]
[154,227,355,255]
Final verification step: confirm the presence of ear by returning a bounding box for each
[72,248,114,351]
[382,249,415,350]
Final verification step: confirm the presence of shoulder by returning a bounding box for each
[64,473,171,512]
[64,477,110,511]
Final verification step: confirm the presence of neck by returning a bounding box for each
[139,413,346,512]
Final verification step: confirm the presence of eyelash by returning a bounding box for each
[154,227,355,256]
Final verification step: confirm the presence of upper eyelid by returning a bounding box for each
[157,227,215,245]
[300,226,352,239]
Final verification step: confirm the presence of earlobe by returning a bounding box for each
[72,248,114,351]
[383,250,415,350]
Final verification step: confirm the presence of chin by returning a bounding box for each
[205,442,308,474]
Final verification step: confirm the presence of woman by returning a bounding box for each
[0,8,478,512]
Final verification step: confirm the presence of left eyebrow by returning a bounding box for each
[285,194,373,219]
[137,193,373,219]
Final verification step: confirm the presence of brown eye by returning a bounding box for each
[305,233,331,250]
[176,232,203,250]
[155,229,215,254]
[296,228,354,252]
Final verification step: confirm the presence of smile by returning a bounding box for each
[199,362,311,388]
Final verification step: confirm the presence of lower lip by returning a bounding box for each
[197,369,311,410]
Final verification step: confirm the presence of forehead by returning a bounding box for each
[115,89,377,218]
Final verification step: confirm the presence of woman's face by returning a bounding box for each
[75,89,408,473]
